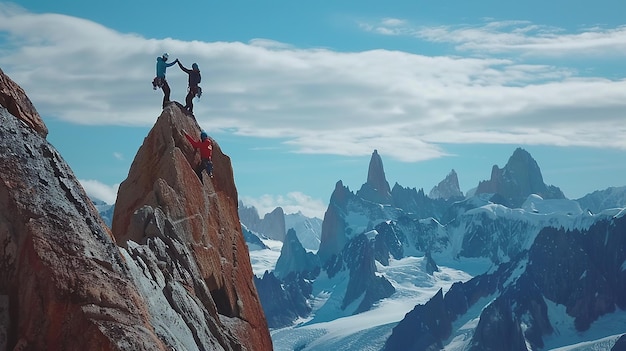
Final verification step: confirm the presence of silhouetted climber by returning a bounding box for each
[152,53,178,109]
[183,129,213,182]
[177,60,202,115]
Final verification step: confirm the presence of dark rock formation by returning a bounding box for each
[357,149,392,205]
[274,228,320,279]
[384,260,513,351]
[285,211,323,251]
[342,234,395,313]
[317,181,352,265]
[391,185,438,219]
[423,251,439,275]
[429,169,463,200]
[384,212,626,350]
[238,202,286,241]
[254,271,313,329]
[613,335,626,351]
[527,216,626,331]
[373,221,405,266]
[475,148,565,208]
[452,208,538,263]
[384,289,451,351]
[318,180,400,266]
[259,207,287,241]
[468,297,528,351]
[242,224,269,250]
[372,216,449,262]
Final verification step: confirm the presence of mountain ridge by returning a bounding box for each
[266,147,626,350]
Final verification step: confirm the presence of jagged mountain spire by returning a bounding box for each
[429,169,463,200]
[317,180,351,265]
[367,149,391,194]
[357,149,392,204]
[475,147,565,207]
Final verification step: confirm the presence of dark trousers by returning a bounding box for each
[162,80,171,109]
[196,158,213,182]
[185,86,199,113]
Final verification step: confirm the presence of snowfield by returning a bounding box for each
[269,255,477,351]
[248,198,626,350]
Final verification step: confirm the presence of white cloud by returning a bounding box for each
[79,179,119,205]
[113,152,124,160]
[1,5,626,165]
[240,192,327,219]
[362,17,626,57]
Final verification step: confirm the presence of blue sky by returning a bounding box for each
[1,1,625,218]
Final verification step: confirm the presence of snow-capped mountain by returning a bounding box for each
[258,148,626,350]
[91,197,114,227]
[274,229,320,279]
[285,212,323,251]
[429,169,464,200]
[242,223,269,251]
[239,201,323,250]
[385,209,626,351]
[576,185,626,213]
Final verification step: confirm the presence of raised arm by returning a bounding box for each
[166,59,178,67]
[183,131,200,148]
[177,60,191,73]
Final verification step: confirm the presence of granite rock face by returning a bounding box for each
[0,68,272,351]
[0,68,47,137]
[112,103,273,350]
[0,77,166,350]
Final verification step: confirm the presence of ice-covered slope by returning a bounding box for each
[271,256,476,351]
[385,210,626,351]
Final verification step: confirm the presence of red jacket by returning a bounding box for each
[184,132,213,160]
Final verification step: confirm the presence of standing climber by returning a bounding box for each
[177,60,201,115]
[183,130,213,181]
[152,53,178,109]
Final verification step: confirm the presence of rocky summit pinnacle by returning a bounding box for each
[0,68,272,351]
[112,102,273,350]
[357,149,392,204]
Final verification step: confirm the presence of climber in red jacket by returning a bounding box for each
[183,130,213,181]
